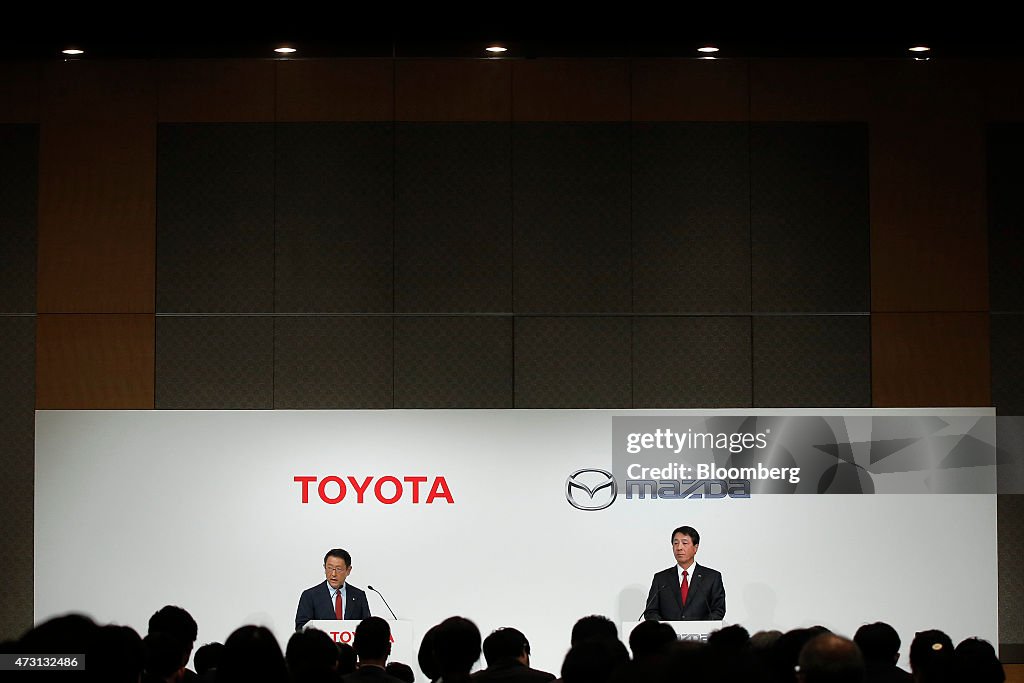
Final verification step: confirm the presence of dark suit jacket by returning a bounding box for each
[472,659,555,683]
[295,580,371,630]
[864,662,913,683]
[642,563,725,621]
[343,665,408,683]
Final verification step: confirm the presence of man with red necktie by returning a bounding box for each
[642,526,726,621]
[296,548,372,630]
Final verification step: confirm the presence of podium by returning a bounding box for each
[620,620,724,647]
[304,620,414,666]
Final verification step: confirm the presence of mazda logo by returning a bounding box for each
[566,468,617,510]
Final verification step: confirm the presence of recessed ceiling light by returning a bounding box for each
[274,46,297,54]
[62,48,84,55]
[486,45,507,53]
[697,46,719,53]
[908,46,931,52]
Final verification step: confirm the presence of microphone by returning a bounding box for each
[367,585,398,620]
[637,585,662,621]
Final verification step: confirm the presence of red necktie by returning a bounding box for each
[680,570,689,607]
[335,590,344,620]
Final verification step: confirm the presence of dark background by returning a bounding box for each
[1,48,1022,664]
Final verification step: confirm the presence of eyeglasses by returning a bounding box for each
[325,566,348,574]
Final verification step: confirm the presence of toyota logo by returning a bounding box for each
[566,468,617,510]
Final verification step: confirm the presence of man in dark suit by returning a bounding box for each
[147,605,200,683]
[642,526,725,621]
[296,548,372,630]
[854,622,912,683]
[472,627,555,683]
[343,617,407,683]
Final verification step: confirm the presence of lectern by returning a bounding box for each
[620,620,724,649]
[304,620,414,666]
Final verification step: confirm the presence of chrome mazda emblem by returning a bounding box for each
[566,468,617,510]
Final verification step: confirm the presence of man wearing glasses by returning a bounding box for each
[296,548,372,630]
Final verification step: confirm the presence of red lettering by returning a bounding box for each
[375,476,402,504]
[294,476,317,503]
[404,476,428,503]
[340,631,353,643]
[300,475,453,504]
[318,476,347,504]
[427,476,454,504]
[330,631,341,641]
[348,476,373,503]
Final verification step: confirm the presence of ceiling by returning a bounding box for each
[4,5,1021,60]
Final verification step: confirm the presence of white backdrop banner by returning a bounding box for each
[34,409,997,678]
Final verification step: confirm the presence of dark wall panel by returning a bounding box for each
[992,314,1024,415]
[156,316,273,409]
[0,125,37,313]
[513,60,629,122]
[999,494,1024,657]
[277,60,394,122]
[753,315,870,407]
[634,316,752,408]
[396,124,511,312]
[396,60,511,121]
[158,60,274,122]
[989,124,1024,313]
[749,60,871,121]
[869,63,987,313]
[871,117,988,312]
[872,312,991,407]
[41,61,156,123]
[36,314,154,409]
[0,62,40,123]
[38,122,155,313]
[633,123,750,313]
[632,60,749,121]
[751,124,869,312]
[513,124,630,313]
[515,317,631,408]
[276,123,394,313]
[983,61,1024,121]
[394,316,512,408]
[0,316,34,641]
[275,316,393,409]
[157,124,274,313]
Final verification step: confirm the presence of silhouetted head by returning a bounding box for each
[286,629,339,681]
[219,625,288,683]
[483,627,531,667]
[91,624,144,683]
[432,616,481,680]
[797,633,864,683]
[571,615,618,646]
[854,622,900,664]
[910,630,954,683]
[337,642,357,675]
[561,638,629,683]
[628,620,676,661]
[953,637,1004,683]
[385,662,416,683]
[354,616,393,662]
[194,642,225,676]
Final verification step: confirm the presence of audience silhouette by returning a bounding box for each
[2,610,1007,683]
